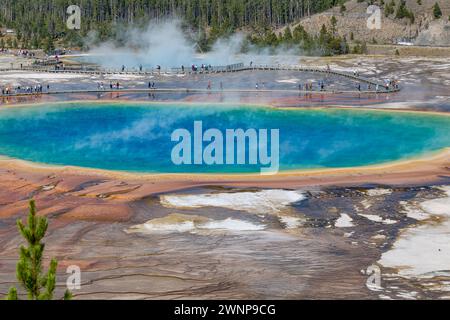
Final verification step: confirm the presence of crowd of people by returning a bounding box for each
[109,82,120,90]
[16,49,35,58]
[0,48,36,59]
[191,64,213,72]
[384,79,400,91]
[1,84,49,96]
[355,79,399,92]
[298,82,318,91]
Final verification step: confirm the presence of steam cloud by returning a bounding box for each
[86,20,197,68]
[85,19,302,69]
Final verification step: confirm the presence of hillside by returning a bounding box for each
[290,0,450,46]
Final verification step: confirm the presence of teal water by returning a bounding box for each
[0,102,449,173]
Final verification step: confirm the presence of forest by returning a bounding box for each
[0,0,348,51]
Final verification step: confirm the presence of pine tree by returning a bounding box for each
[433,2,442,19]
[5,200,72,300]
[282,27,293,45]
[330,16,338,36]
[44,37,55,54]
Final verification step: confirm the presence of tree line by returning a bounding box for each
[244,18,356,56]
[0,0,347,50]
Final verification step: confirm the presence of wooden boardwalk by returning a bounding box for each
[0,63,400,97]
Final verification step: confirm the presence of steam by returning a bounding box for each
[73,106,222,150]
[85,19,303,69]
[86,20,197,68]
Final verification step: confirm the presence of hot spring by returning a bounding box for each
[0,102,449,174]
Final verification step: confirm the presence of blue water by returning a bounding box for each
[0,102,449,173]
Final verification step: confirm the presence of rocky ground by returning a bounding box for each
[1,181,449,299]
[290,0,450,46]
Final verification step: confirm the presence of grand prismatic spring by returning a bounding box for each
[1,103,449,173]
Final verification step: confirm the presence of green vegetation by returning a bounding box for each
[5,200,72,300]
[395,0,415,24]
[0,0,348,52]
[385,0,396,17]
[247,17,350,57]
[433,2,442,19]
[352,41,368,54]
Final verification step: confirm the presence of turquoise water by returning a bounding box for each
[0,102,449,173]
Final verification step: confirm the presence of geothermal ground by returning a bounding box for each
[0,54,449,299]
